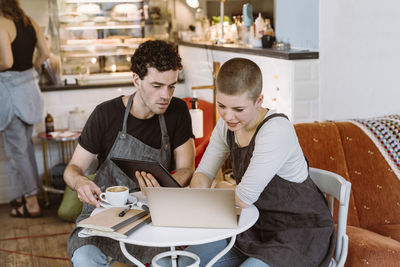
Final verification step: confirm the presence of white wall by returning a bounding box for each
[275,0,319,51]
[319,1,400,120]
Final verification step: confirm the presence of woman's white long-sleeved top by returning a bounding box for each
[195,110,309,206]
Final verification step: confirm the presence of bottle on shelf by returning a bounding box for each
[242,3,253,45]
[195,8,204,40]
[45,113,55,135]
[264,18,275,36]
[255,13,265,39]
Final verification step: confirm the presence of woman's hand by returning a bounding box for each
[213,180,237,189]
[211,172,237,189]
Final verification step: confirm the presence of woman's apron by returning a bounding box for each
[68,94,171,264]
[228,113,335,267]
[0,68,43,131]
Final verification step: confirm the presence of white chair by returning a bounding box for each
[309,167,351,267]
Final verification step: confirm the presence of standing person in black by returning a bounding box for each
[0,0,49,218]
[64,40,195,266]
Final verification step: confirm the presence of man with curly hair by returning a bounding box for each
[64,40,195,266]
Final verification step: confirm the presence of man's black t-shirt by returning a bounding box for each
[79,96,194,168]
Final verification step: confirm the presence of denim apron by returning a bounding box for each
[228,113,335,267]
[68,93,171,264]
[0,68,43,131]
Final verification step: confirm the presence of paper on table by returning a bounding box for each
[48,131,78,138]
[59,131,77,137]
[78,208,149,234]
[84,214,151,239]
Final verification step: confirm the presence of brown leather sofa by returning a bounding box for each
[294,121,400,267]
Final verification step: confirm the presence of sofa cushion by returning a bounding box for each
[295,122,360,227]
[335,122,400,229]
[345,225,400,267]
[367,224,400,242]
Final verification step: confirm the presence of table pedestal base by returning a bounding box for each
[119,241,146,267]
[206,235,236,267]
[119,235,236,267]
[152,247,200,267]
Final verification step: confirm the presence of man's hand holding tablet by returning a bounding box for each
[135,170,160,195]
[111,158,182,189]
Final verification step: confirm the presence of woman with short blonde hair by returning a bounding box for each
[185,58,335,267]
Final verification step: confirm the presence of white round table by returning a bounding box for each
[84,193,259,267]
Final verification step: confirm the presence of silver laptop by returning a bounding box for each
[144,187,239,228]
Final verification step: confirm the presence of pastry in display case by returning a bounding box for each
[145,0,170,40]
[54,0,153,85]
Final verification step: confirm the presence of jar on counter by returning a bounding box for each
[195,8,205,40]
[68,108,87,132]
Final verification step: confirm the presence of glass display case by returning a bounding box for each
[51,0,169,85]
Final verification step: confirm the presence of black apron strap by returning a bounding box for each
[231,112,289,146]
[252,112,311,169]
[254,113,288,135]
[121,93,135,139]
[158,114,170,152]
[227,113,289,147]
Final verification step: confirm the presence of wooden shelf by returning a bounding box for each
[65,0,143,3]
[62,50,134,57]
[62,23,142,30]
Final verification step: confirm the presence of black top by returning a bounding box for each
[8,19,37,71]
[79,96,194,167]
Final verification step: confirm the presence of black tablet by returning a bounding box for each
[111,157,181,188]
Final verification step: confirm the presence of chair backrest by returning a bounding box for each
[309,167,351,267]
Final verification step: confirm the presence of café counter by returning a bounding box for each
[40,82,132,92]
[178,41,319,60]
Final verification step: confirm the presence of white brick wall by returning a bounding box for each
[292,60,319,122]
[294,81,319,101]
[294,61,314,81]
[293,102,311,119]
[38,86,135,132]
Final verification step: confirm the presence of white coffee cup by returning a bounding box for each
[99,186,129,206]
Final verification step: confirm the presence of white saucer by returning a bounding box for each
[99,194,137,208]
